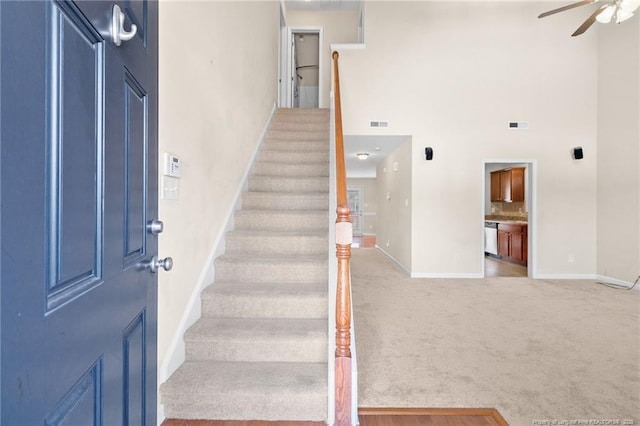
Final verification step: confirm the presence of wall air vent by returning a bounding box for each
[508,121,529,129]
[370,121,389,128]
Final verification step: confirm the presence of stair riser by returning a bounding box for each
[185,337,327,363]
[258,150,329,163]
[242,193,329,211]
[201,293,327,319]
[248,176,329,193]
[215,261,328,284]
[267,130,327,141]
[253,162,329,177]
[225,235,327,256]
[262,141,328,152]
[234,212,328,231]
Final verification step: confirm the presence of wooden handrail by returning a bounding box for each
[332,50,352,426]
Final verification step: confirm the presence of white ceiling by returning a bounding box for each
[344,135,409,178]
[284,0,362,11]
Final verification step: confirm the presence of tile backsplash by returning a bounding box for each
[490,201,527,219]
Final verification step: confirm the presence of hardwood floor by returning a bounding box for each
[484,255,527,277]
[163,408,509,426]
[353,234,376,248]
[359,408,508,425]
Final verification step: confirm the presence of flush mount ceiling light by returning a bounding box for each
[538,0,640,36]
[356,152,370,160]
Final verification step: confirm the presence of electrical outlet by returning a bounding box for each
[568,254,575,263]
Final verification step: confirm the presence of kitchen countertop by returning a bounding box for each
[485,216,528,225]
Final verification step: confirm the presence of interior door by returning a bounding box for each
[1,1,159,424]
[347,188,363,236]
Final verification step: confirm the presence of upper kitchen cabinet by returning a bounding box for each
[510,167,525,202]
[490,167,525,202]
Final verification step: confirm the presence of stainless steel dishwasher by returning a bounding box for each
[485,221,498,255]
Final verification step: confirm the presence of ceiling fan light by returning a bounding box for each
[619,0,640,12]
[596,5,616,23]
[616,8,635,22]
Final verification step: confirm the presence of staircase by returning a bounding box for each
[161,108,330,422]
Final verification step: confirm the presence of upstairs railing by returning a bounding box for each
[332,50,352,426]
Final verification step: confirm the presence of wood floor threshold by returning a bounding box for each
[359,407,509,426]
[163,408,509,426]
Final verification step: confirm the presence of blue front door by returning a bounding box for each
[1,1,159,424]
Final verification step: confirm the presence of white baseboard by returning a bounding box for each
[374,245,411,275]
[596,274,639,290]
[158,103,277,386]
[533,273,598,280]
[411,272,484,279]
[157,403,165,426]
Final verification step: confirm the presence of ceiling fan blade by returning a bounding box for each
[538,0,598,18]
[572,4,609,36]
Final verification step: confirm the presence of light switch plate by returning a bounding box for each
[162,176,179,200]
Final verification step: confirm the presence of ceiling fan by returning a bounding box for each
[538,0,640,36]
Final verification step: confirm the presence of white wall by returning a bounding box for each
[376,139,412,271]
[337,1,599,277]
[158,1,279,370]
[596,19,640,283]
[285,10,360,107]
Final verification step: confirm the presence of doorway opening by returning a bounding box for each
[292,31,319,108]
[483,161,536,278]
[280,27,323,109]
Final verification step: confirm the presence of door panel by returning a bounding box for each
[1,1,159,424]
[45,360,102,426]
[47,0,105,311]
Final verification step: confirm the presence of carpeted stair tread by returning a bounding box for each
[267,129,327,141]
[248,175,329,193]
[215,255,327,285]
[253,162,329,177]
[262,140,329,152]
[161,361,327,421]
[184,318,327,363]
[269,121,328,132]
[242,191,329,211]
[225,230,327,256]
[258,150,330,163]
[234,210,328,231]
[201,281,327,319]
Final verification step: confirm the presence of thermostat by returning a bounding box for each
[163,153,181,177]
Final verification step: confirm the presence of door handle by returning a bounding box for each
[111,4,137,46]
[147,219,164,235]
[141,255,173,273]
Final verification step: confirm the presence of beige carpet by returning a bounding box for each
[351,248,640,426]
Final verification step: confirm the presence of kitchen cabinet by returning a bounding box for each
[490,171,502,202]
[511,167,525,202]
[497,223,527,265]
[490,167,525,202]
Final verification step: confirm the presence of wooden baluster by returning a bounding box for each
[333,50,352,426]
